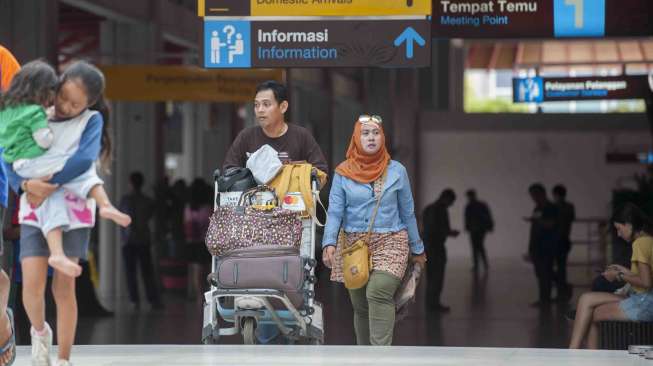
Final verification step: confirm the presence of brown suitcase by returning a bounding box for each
[215,246,306,308]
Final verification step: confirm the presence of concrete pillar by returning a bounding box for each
[432,40,451,111]
[449,40,465,112]
[0,0,58,65]
[208,103,238,177]
[194,103,222,181]
[181,102,218,182]
[289,69,333,170]
[98,20,160,306]
[329,72,363,166]
[390,69,421,204]
[181,102,196,182]
[364,69,393,131]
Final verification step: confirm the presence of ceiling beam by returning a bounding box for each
[60,0,199,49]
[488,43,501,70]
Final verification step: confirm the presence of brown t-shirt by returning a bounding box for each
[222,123,328,173]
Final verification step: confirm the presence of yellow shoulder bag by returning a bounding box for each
[341,171,387,290]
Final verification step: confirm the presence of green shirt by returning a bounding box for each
[0,104,48,163]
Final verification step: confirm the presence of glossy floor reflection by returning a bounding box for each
[11,345,647,366]
[17,257,593,347]
[319,256,586,348]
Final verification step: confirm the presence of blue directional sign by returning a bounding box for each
[513,75,649,103]
[394,27,426,59]
[204,20,251,68]
[554,0,605,38]
[203,19,430,68]
[513,77,544,103]
[432,0,651,39]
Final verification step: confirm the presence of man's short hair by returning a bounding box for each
[553,184,567,198]
[529,183,546,196]
[255,80,288,104]
[466,189,476,199]
[130,171,144,190]
[440,188,456,201]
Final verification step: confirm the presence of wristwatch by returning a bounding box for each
[617,271,625,282]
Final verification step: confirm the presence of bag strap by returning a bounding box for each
[312,189,326,227]
[364,169,388,241]
[306,165,326,227]
[238,185,278,207]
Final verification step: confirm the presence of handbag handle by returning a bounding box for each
[364,169,388,242]
[238,185,279,207]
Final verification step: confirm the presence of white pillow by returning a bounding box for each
[246,144,283,184]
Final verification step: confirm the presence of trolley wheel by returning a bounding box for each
[202,325,220,344]
[242,317,257,345]
[202,334,218,344]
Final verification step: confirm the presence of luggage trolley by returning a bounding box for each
[202,169,325,345]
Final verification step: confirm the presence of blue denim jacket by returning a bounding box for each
[322,160,424,255]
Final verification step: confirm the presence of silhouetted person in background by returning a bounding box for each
[152,177,172,257]
[464,189,493,273]
[120,172,162,310]
[169,179,188,257]
[184,178,212,302]
[526,183,559,307]
[552,184,575,302]
[423,189,459,313]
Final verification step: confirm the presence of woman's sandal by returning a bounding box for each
[0,308,16,366]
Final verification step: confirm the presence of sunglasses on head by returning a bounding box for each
[358,114,382,124]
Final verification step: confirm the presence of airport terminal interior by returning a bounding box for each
[1,0,653,365]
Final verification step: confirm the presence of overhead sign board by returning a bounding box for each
[203,19,430,68]
[432,0,653,38]
[100,65,283,102]
[513,76,650,103]
[198,0,431,17]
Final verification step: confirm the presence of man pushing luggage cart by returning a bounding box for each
[202,80,329,344]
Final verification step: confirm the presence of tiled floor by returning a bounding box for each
[12,345,649,366]
[10,256,610,364]
[16,257,591,346]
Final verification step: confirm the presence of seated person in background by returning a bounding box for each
[569,203,653,349]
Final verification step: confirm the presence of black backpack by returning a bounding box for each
[217,167,256,193]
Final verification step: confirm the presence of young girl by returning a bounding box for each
[0,60,130,279]
[569,203,653,348]
[3,60,120,366]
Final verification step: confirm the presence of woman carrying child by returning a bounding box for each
[0,60,127,366]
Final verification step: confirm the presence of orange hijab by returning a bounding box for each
[0,45,20,92]
[335,120,391,184]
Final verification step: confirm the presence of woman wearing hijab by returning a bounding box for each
[322,115,426,346]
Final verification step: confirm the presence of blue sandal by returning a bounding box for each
[0,308,16,366]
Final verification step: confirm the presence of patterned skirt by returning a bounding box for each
[330,229,410,283]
